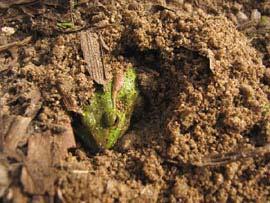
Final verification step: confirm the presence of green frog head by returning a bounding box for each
[79,67,139,149]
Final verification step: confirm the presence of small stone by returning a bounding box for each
[128,2,141,10]
[178,0,184,4]
[226,162,239,179]
[232,2,242,11]
[183,3,193,13]
[1,27,15,35]
[251,9,261,22]
[228,13,238,25]
[168,0,184,4]
[240,84,254,99]
[237,11,249,23]
[38,112,48,122]
[214,173,224,185]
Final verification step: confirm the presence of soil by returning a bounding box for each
[0,0,270,202]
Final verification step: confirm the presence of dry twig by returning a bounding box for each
[0,0,35,9]
[195,144,270,167]
[0,36,31,53]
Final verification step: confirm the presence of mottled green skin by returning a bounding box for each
[80,68,139,149]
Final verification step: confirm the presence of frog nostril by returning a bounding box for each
[102,112,119,128]
[114,115,119,126]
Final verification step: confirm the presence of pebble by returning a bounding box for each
[178,0,184,4]
[240,84,254,98]
[232,2,242,11]
[226,162,239,179]
[228,13,238,25]
[237,11,249,23]
[1,27,15,35]
[214,173,224,185]
[169,0,184,4]
[128,2,141,10]
[183,3,193,13]
[251,9,261,22]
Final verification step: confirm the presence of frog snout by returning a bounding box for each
[102,112,119,128]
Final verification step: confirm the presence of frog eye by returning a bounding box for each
[102,112,119,128]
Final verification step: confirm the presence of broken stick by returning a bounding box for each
[0,36,31,53]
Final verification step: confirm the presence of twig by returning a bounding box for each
[0,36,31,53]
[195,144,270,167]
[0,0,36,9]
[71,170,91,174]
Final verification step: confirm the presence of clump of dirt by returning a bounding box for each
[0,0,269,202]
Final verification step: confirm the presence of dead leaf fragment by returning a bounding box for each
[21,133,55,195]
[51,121,76,166]
[4,116,32,153]
[21,121,76,195]
[80,30,107,85]
[1,87,42,159]
[0,160,10,197]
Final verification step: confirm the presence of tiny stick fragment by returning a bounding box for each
[0,0,35,8]
[195,144,270,167]
[0,36,31,52]
[80,30,107,85]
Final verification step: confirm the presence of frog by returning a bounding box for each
[77,67,139,150]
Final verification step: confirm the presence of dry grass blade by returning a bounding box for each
[196,144,270,167]
[0,0,36,9]
[80,30,107,85]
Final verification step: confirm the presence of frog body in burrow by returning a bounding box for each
[79,67,139,149]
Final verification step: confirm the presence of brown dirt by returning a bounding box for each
[0,0,270,202]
